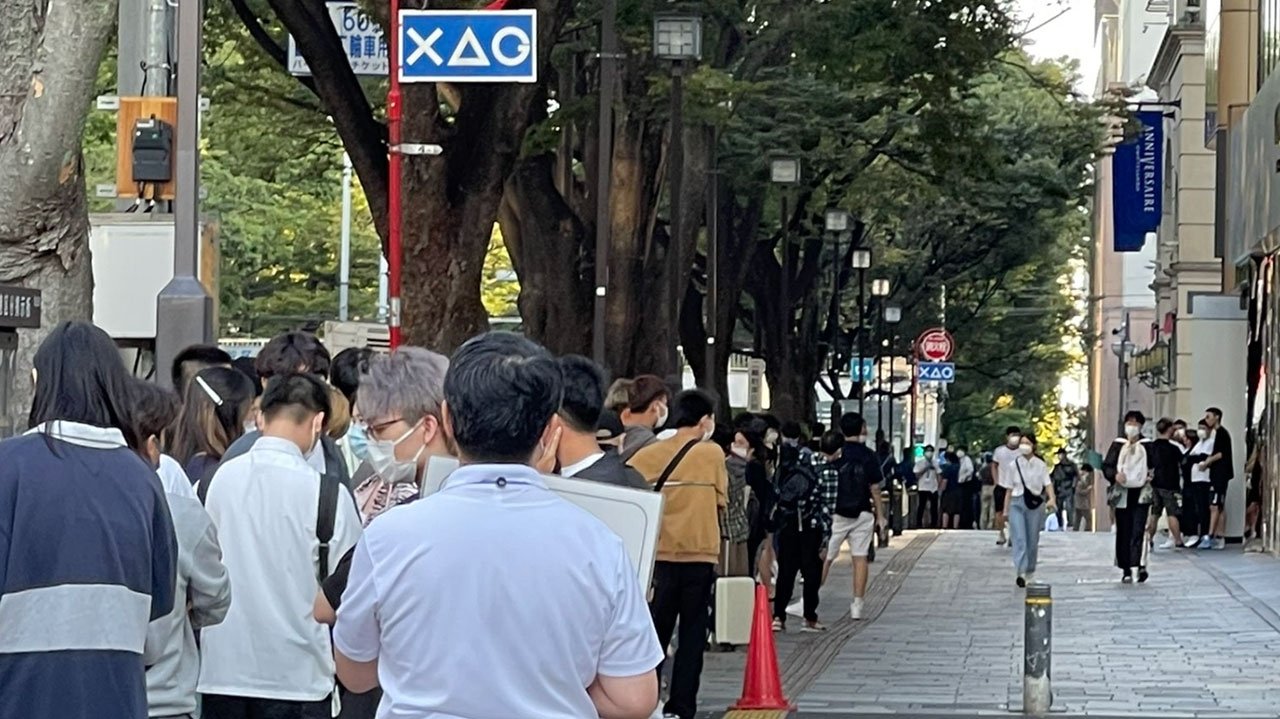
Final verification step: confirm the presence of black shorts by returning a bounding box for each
[993,485,1008,510]
[941,491,964,516]
[1211,479,1230,508]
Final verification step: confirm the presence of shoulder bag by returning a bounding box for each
[654,440,701,493]
[1015,458,1045,510]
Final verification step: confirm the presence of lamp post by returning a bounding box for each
[770,157,801,359]
[654,14,702,392]
[883,302,903,536]
[825,209,850,424]
[851,247,873,414]
[592,0,620,365]
[871,278,890,430]
[704,125,719,391]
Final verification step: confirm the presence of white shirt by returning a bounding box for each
[334,464,664,719]
[157,454,197,500]
[993,444,1020,489]
[957,455,975,483]
[198,437,362,701]
[914,457,940,492]
[559,452,604,478]
[1191,437,1215,483]
[1008,455,1050,497]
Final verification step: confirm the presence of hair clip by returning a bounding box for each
[195,376,224,406]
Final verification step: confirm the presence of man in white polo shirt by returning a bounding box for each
[334,332,663,719]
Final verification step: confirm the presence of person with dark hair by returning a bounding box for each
[913,444,942,528]
[171,344,232,395]
[772,425,837,632]
[221,333,352,490]
[780,420,813,465]
[126,379,197,500]
[0,322,177,719]
[628,389,726,719]
[939,449,963,529]
[1103,410,1154,583]
[129,380,232,719]
[170,366,257,486]
[618,374,670,462]
[1201,406,1234,549]
[332,332,662,719]
[555,355,646,489]
[330,347,374,404]
[1002,434,1056,587]
[991,426,1023,545]
[230,356,262,396]
[1184,418,1216,548]
[1049,449,1078,532]
[199,374,362,719]
[825,413,884,620]
[1148,418,1186,550]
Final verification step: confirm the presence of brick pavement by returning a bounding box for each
[702,530,1280,718]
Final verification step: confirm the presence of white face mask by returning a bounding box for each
[367,420,425,485]
[1006,436,1020,448]
[1019,444,1034,457]
[655,403,669,428]
[1197,428,1209,440]
[956,449,966,459]
[1174,428,1186,439]
[731,446,749,459]
[1124,424,1141,439]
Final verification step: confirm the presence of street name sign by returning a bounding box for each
[918,361,956,383]
[399,10,538,84]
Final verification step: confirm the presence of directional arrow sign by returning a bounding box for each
[399,10,537,84]
[917,362,956,383]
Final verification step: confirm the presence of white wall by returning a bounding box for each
[1121,0,1169,88]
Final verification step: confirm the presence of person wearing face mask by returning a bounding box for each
[991,426,1024,545]
[913,445,942,529]
[628,389,727,719]
[1050,449,1079,532]
[331,347,376,473]
[955,447,978,529]
[1001,434,1056,587]
[554,355,647,489]
[1183,419,1217,548]
[1102,411,1155,583]
[198,373,362,719]
[617,375,670,462]
[1201,406,1234,550]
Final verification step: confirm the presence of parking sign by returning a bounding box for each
[399,10,538,83]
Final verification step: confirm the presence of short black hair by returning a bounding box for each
[669,389,715,429]
[711,423,734,452]
[1206,407,1223,419]
[924,444,935,451]
[128,379,179,449]
[30,322,140,448]
[781,421,803,441]
[558,355,606,433]
[1156,417,1175,434]
[260,373,331,424]
[731,412,757,430]
[820,430,844,456]
[171,344,232,392]
[1124,410,1146,425]
[1005,426,1022,436]
[231,357,263,397]
[444,332,562,463]
[330,347,374,403]
[1173,418,1188,428]
[256,332,331,380]
[838,412,866,438]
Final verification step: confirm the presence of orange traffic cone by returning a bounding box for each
[730,583,792,711]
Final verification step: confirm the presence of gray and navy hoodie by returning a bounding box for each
[0,421,177,719]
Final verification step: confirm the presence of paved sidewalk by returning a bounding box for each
[703,530,1280,718]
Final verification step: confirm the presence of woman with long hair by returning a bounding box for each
[169,366,256,484]
[1002,433,1056,587]
[0,322,177,719]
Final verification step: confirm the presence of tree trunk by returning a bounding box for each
[0,0,114,432]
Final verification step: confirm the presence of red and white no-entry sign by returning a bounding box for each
[916,327,955,362]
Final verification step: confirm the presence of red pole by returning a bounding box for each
[387,0,403,349]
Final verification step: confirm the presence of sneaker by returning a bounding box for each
[850,598,865,620]
[785,599,803,618]
[1025,572,1036,585]
[1197,536,1213,550]
[1016,575,1026,588]
[801,620,827,633]
[1122,571,1133,584]
[771,618,784,632]
[997,534,1007,546]
[1183,535,1200,548]
[1158,538,1177,550]
[1138,568,1149,583]
[1213,537,1226,550]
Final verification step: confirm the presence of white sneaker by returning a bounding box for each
[1157,538,1176,550]
[1213,537,1227,550]
[850,598,865,620]
[785,599,803,618]
[1024,572,1036,585]
[1183,535,1200,549]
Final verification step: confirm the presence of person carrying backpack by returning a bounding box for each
[823,413,885,620]
[770,430,833,633]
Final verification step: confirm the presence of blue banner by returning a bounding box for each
[1112,110,1164,253]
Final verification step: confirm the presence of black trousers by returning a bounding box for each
[962,482,981,529]
[772,520,823,623]
[1184,482,1212,537]
[917,490,940,528]
[650,561,716,719]
[202,695,331,719]
[1114,492,1150,571]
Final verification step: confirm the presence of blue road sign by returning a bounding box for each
[399,10,537,84]
[917,362,956,383]
[849,357,875,381]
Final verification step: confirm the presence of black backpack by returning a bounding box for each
[773,445,815,520]
[835,449,877,518]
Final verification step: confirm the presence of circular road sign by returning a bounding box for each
[916,328,955,362]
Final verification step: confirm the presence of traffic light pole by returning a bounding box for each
[386,0,404,349]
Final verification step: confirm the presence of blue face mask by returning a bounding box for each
[347,422,370,461]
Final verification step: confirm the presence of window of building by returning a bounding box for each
[1262,0,1280,86]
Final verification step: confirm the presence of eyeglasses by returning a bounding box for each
[358,416,407,438]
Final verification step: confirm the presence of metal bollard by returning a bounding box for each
[1023,584,1052,716]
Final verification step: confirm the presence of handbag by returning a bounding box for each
[1016,459,1045,510]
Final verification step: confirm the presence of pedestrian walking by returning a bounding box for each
[629,389,727,719]
[0,322,178,719]
[1148,418,1186,550]
[617,375,670,462]
[129,380,232,719]
[332,333,662,719]
[1050,449,1078,531]
[1103,411,1154,583]
[1001,434,1056,587]
[824,413,885,620]
[771,433,833,633]
[1245,431,1265,543]
[1202,407,1234,550]
[939,450,964,529]
[555,355,647,489]
[1183,419,1216,548]
[914,445,941,528]
[169,366,257,485]
[198,373,362,719]
[1074,463,1095,531]
[992,427,1024,545]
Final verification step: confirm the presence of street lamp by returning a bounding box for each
[824,209,851,424]
[771,156,801,357]
[871,278,891,298]
[883,302,903,536]
[871,277,890,434]
[654,14,702,393]
[850,247,873,414]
